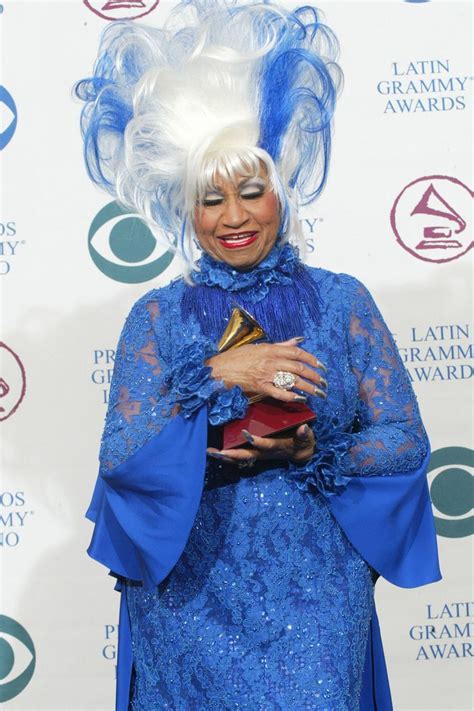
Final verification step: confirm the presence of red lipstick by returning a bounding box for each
[217,231,259,249]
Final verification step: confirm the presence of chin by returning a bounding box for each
[216,243,275,270]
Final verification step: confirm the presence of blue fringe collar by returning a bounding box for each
[181,243,320,343]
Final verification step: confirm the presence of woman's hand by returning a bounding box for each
[207,338,327,402]
[207,423,316,465]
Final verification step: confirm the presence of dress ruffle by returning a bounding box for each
[171,331,248,423]
[192,242,299,302]
[287,428,354,496]
[209,385,248,426]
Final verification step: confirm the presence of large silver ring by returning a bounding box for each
[273,370,296,390]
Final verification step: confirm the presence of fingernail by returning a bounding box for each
[294,395,307,402]
[320,376,328,389]
[294,336,305,344]
[314,387,327,399]
[208,452,225,459]
[242,429,254,444]
[316,360,327,373]
[302,424,309,435]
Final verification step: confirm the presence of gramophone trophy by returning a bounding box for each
[218,307,316,449]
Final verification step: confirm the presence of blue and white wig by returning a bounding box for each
[76,0,342,271]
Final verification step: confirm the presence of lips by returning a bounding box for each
[216,231,259,249]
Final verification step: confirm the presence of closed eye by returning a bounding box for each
[240,190,265,200]
[202,197,224,207]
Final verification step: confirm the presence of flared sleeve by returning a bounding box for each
[331,276,440,587]
[86,289,246,589]
[290,275,441,588]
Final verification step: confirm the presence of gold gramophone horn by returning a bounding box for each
[217,306,267,353]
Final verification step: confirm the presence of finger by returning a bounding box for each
[292,425,316,463]
[261,381,309,403]
[207,448,235,463]
[217,447,259,461]
[274,346,326,371]
[295,377,327,399]
[275,336,305,346]
[242,433,296,459]
[241,429,274,450]
[276,376,314,397]
[294,424,315,446]
[276,360,327,389]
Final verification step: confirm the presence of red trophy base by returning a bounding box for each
[223,398,316,449]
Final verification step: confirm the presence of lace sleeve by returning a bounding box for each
[98,292,175,475]
[98,291,248,476]
[339,275,429,476]
[288,275,429,496]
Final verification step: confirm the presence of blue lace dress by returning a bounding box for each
[94,245,433,711]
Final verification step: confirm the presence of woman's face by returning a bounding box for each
[193,170,281,270]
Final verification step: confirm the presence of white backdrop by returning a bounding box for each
[1,1,472,709]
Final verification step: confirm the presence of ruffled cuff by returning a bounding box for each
[172,336,249,423]
[172,338,221,419]
[287,430,355,496]
[208,385,248,426]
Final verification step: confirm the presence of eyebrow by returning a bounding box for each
[238,177,266,188]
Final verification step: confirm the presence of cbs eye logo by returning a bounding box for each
[428,447,473,538]
[0,615,36,701]
[88,201,175,283]
[0,86,18,150]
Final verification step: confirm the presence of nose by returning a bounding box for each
[222,195,250,228]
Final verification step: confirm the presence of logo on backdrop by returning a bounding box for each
[0,491,34,548]
[0,221,25,276]
[0,87,18,150]
[409,601,472,661]
[398,323,472,383]
[390,176,473,263]
[83,0,160,21]
[377,59,468,114]
[0,343,26,421]
[0,616,36,702]
[91,348,115,405]
[88,201,175,283]
[427,447,473,538]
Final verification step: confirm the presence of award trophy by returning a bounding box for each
[217,307,316,449]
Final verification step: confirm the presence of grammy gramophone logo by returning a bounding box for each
[83,0,160,21]
[390,175,472,263]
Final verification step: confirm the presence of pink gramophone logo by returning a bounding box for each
[390,175,473,263]
[83,0,160,21]
[0,342,26,421]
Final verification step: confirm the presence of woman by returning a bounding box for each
[78,2,441,709]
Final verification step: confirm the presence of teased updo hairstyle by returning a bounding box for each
[76,0,342,273]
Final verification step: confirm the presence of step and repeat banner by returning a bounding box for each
[0,0,472,709]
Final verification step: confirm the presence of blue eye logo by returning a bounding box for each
[0,616,36,701]
[428,447,473,538]
[88,201,175,283]
[0,87,18,150]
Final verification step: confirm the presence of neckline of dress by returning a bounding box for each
[192,243,299,296]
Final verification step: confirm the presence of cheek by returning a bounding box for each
[193,208,214,241]
[257,192,280,228]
